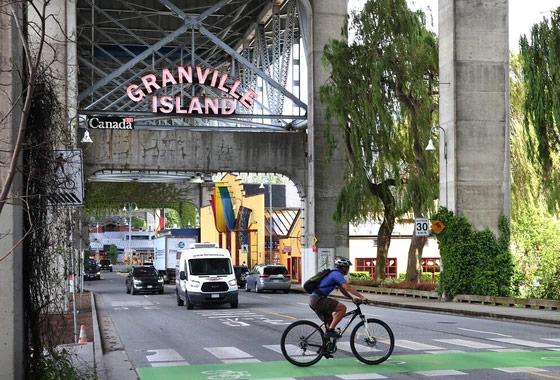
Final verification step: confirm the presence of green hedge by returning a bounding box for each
[432,207,513,298]
[350,271,370,280]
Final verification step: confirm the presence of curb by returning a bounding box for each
[91,292,106,379]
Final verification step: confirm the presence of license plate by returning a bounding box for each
[211,293,219,298]
[147,285,153,289]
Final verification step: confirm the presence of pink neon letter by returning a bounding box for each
[221,98,235,115]
[188,97,203,114]
[161,68,177,88]
[127,84,145,102]
[141,74,161,94]
[239,88,257,108]
[177,66,193,83]
[159,96,173,113]
[196,66,211,85]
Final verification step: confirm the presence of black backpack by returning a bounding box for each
[303,269,331,294]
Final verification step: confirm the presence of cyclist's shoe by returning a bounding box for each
[325,328,342,339]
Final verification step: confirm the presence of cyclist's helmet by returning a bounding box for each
[334,257,352,268]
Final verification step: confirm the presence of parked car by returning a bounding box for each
[84,265,101,281]
[233,265,249,288]
[245,265,291,293]
[99,259,113,272]
[126,266,164,295]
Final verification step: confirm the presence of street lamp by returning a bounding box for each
[123,202,138,265]
[425,126,448,208]
[259,181,273,265]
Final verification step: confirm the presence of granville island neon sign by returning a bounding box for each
[126,65,258,114]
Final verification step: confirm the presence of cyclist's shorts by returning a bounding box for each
[309,295,338,324]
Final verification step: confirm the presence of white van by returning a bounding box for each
[175,243,238,309]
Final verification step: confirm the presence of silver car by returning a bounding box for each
[245,265,291,293]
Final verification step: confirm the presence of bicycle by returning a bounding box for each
[280,298,394,367]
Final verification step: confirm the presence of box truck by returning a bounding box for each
[153,235,197,283]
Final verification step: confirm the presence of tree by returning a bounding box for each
[519,7,560,211]
[107,244,119,265]
[321,0,439,280]
[510,53,560,299]
[132,216,145,230]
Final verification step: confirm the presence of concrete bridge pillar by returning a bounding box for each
[0,5,25,380]
[439,0,510,234]
[302,0,349,281]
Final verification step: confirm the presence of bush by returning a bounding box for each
[432,208,513,298]
[350,271,370,280]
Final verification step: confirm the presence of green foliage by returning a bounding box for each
[132,216,145,230]
[29,349,97,380]
[510,53,560,300]
[84,182,196,216]
[432,208,513,299]
[320,0,440,224]
[107,244,118,265]
[519,7,560,175]
[350,271,370,280]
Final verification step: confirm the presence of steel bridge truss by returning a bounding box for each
[77,0,307,132]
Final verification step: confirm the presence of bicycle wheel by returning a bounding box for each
[281,320,325,367]
[350,318,394,365]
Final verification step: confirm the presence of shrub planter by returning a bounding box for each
[353,286,440,300]
[453,294,559,310]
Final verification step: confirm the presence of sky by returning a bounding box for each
[348,0,560,52]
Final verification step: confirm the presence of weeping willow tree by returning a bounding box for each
[321,0,439,281]
[519,7,560,212]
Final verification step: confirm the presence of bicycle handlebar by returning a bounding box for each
[353,298,369,306]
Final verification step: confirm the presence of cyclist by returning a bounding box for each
[309,257,369,339]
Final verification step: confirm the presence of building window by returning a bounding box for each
[421,257,441,279]
[355,258,398,278]
[355,258,375,277]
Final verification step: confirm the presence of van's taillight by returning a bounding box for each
[259,274,269,278]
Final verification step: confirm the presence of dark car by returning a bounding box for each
[99,259,113,272]
[245,265,291,293]
[233,265,249,288]
[126,266,164,295]
[84,265,101,281]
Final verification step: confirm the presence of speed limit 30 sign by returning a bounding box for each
[415,218,430,236]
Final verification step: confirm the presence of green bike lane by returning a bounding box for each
[137,350,560,380]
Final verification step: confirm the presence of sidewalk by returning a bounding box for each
[291,284,560,326]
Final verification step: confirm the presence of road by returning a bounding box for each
[86,271,560,380]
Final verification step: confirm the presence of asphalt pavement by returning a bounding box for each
[89,280,559,379]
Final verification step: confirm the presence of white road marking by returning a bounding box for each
[490,348,529,352]
[415,370,468,377]
[395,340,445,350]
[112,300,153,307]
[337,374,387,379]
[221,358,261,364]
[490,338,560,348]
[495,367,547,373]
[143,306,160,310]
[433,339,504,349]
[204,346,252,359]
[337,341,381,353]
[263,345,283,354]
[259,295,272,299]
[252,378,297,380]
[458,328,511,337]
[207,314,264,318]
[151,361,189,367]
[145,349,184,362]
[426,350,465,354]
[543,339,560,343]
[297,302,309,306]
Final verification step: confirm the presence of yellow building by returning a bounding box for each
[200,173,302,283]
